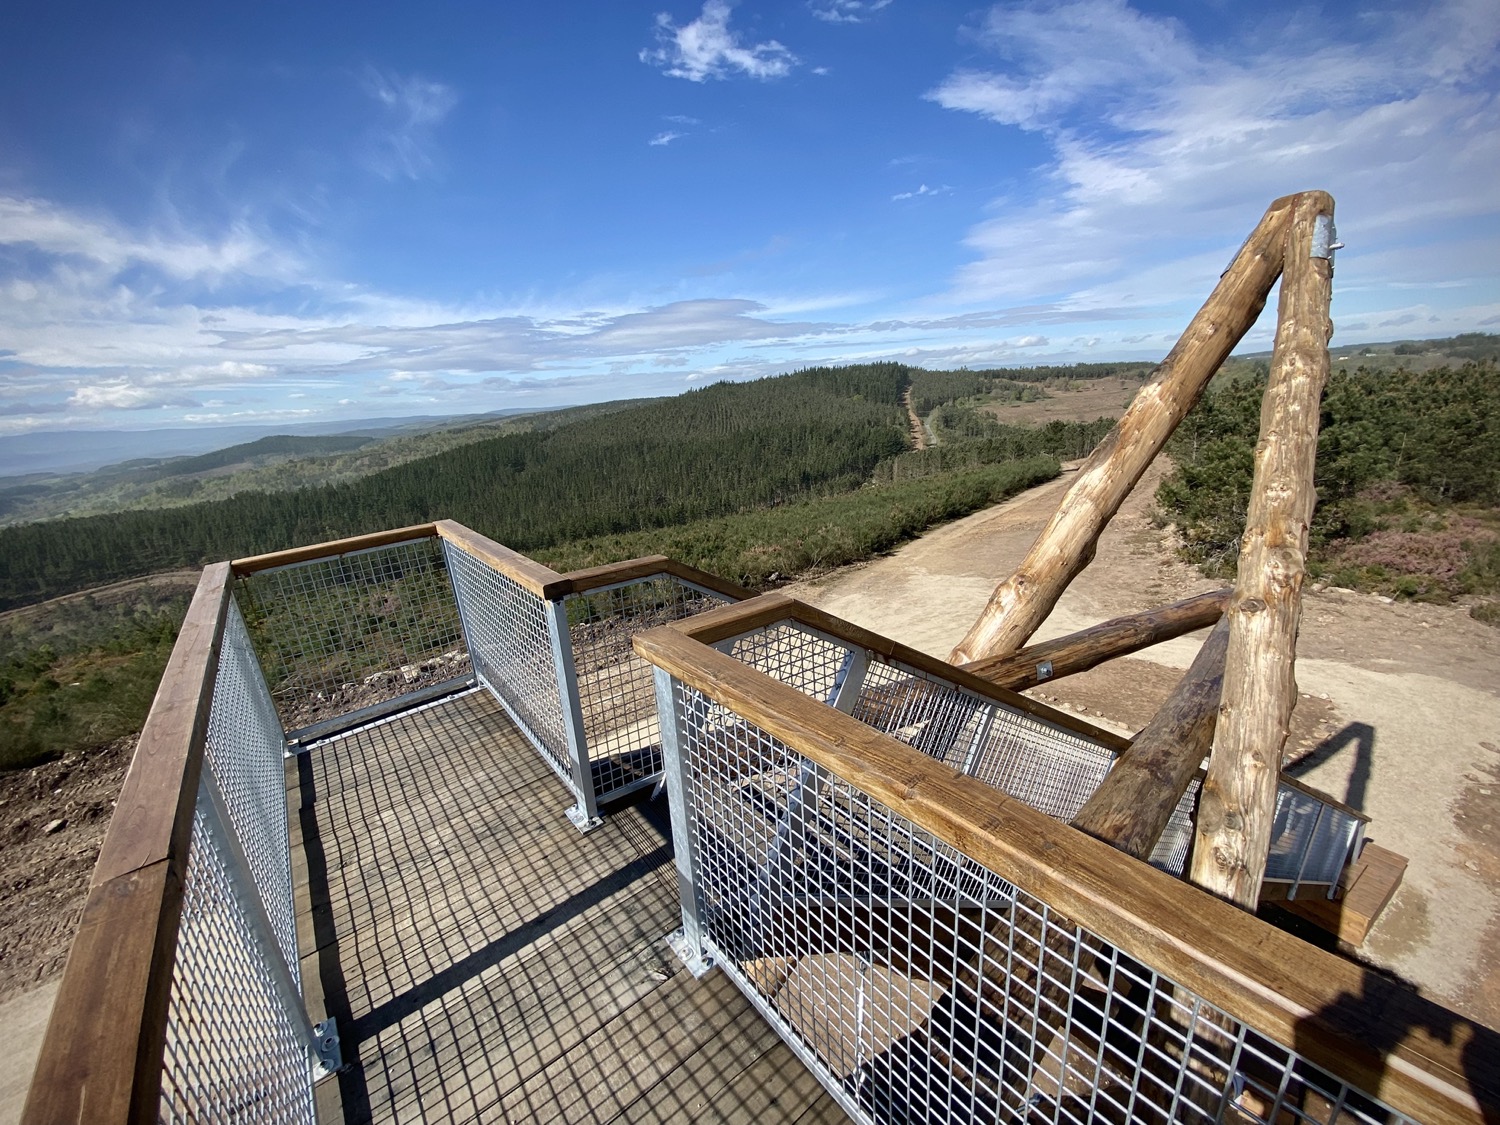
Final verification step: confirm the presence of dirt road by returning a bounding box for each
[790,460,1500,1029]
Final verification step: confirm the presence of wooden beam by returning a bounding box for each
[550,555,754,602]
[1192,190,1336,909]
[960,589,1229,692]
[231,523,438,575]
[432,519,563,598]
[1070,614,1230,859]
[24,564,231,1125]
[948,195,1298,665]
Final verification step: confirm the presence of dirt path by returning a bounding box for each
[790,459,1500,1030]
[902,387,928,450]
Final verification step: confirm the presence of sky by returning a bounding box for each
[1,0,1497,436]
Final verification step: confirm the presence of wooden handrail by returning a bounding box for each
[231,522,440,575]
[669,592,1134,753]
[432,520,564,598]
[552,555,754,602]
[24,563,233,1125]
[632,622,1498,1125]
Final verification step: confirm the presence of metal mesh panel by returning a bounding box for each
[209,599,299,968]
[566,575,735,803]
[725,622,855,702]
[161,799,316,1125]
[443,540,574,794]
[235,537,467,732]
[725,622,1356,889]
[1265,786,1364,889]
[669,677,1411,1125]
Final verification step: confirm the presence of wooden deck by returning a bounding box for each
[288,688,844,1125]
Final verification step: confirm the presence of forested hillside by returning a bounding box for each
[0,364,909,609]
[1158,361,1500,604]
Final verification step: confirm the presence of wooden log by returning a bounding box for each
[960,589,1229,692]
[1192,190,1336,909]
[948,195,1299,665]
[1071,614,1231,859]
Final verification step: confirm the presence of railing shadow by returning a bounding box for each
[1294,968,1500,1123]
[295,693,680,1124]
[1289,721,1375,812]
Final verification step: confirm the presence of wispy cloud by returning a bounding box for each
[650,130,686,146]
[360,68,459,180]
[927,0,1500,306]
[892,183,950,201]
[809,0,892,24]
[641,1,797,82]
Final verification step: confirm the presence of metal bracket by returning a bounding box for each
[1035,659,1054,683]
[666,929,716,979]
[312,1017,344,1078]
[1310,214,1343,260]
[565,803,604,833]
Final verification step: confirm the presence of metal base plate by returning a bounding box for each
[666,929,715,979]
[565,804,604,833]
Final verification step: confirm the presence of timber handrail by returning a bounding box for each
[432,520,565,597]
[552,555,755,603]
[24,563,233,1125]
[674,592,1134,753]
[232,522,440,575]
[633,620,1498,1125]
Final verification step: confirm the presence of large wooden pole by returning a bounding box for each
[1071,615,1230,859]
[948,195,1299,665]
[1191,190,1336,908]
[960,588,1229,692]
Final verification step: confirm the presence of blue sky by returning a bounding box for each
[1,0,1497,435]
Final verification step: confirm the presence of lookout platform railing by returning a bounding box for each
[634,594,1498,1125]
[22,522,745,1125]
[22,524,1496,1125]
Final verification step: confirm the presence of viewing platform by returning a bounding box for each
[20,521,1497,1125]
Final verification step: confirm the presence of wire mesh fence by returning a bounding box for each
[565,574,737,804]
[661,674,1412,1125]
[160,597,323,1124]
[718,618,1362,890]
[442,539,576,799]
[234,536,468,734]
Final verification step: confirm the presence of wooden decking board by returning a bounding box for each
[293,690,842,1124]
[350,865,681,1123]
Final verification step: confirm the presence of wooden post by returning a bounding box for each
[1191,191,1336,909]
[949,195,1299,665]
[960,589,1229,692]
[1071,614,1231,859]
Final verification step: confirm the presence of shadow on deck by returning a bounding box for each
[290,689,844,1125]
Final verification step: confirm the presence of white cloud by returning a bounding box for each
[809,0,892,23]
[650,130,686,146]
[926,0,1500,313]
[641,1,797,82]
[892,183,950,201]
[68,382,198,411]
[360,68,459,180]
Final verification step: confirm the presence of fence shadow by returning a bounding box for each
[1290,721,1376,812]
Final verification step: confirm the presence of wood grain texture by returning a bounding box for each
[949,195,1299,664]
[433,519,562,596]
[25,564,232,1124]
[551,555,755,602]
[632,624,1497,1124]
[91,562,230,886]
[671,593,1133,753]
[961,589,1229,692]
[231,523,438,575]
[1071,614,1230,859]
[1192,190,1336,909]
[22,862,183,1125]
